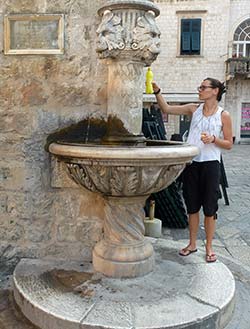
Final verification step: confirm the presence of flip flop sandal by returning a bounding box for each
[206,253,217,263]
[179,248,198,256]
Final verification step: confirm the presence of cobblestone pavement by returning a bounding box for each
[0,144,249,328]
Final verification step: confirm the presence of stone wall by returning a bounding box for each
[229,0,250,33]
[152,0,230,93]
[0,0,107,265]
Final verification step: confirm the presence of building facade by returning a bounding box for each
[144,0,250,143]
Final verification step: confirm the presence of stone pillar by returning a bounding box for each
[107,60,145,135]
[96,0,161,138]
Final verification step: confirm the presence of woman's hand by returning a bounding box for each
[152,82,161,94]
[201,133,215,144]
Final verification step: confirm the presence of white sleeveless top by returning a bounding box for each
[187,103,223,162]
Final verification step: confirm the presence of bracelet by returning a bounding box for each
[153,88,161,95]
[212,135,216,143]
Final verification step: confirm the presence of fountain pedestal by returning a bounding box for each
[93,195,154,277]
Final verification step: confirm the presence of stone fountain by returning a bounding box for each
[12,1,236,328]
[49,141,197,278]
[49,0,197,278]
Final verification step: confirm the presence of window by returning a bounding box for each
[180,19,201,55]
[232,19,250,58]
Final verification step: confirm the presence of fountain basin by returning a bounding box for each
[49,141,198,197]
[49,141,198,278]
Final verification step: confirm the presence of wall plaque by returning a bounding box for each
[4,14,64,55]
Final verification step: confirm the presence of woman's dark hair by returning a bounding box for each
[204,77,226,101]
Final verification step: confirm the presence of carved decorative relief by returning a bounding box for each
[66,164,96,192]
[96,10,125,59]
[96,9,160,64]
[66,162,184,197]
[132,11,161,64]
[153,164,184,192]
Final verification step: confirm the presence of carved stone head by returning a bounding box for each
[96,10,125,58]
[132,11,161,63]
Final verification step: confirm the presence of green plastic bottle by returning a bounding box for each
[145,67,154,94]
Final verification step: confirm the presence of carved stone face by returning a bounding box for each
[132,11,161,55]
[96,10,125,55]
[96,9,160,62]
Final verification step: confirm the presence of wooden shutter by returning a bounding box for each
[191,19,201,53]
[181,18,201,55]
[192,32,200,51]
[181,20,191,53]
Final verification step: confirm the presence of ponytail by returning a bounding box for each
[204,78,226,101]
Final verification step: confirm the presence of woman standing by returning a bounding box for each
[152,78,233,262]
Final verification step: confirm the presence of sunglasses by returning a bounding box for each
[197,85,214,91]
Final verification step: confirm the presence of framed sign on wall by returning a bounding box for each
[4,14,64,55]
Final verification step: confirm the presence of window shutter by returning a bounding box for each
[191,19,201,53]
[182,32,191,51]
[181,20,191,53]
[192,32,200,51]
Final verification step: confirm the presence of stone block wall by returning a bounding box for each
[152,0,230,93]
[229,0,250,33]
[0,0,107,265]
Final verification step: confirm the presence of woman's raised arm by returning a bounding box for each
[152,82,198,116]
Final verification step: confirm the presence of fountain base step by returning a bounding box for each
[13,239,235,329]
[92,239,154,278]
[93,248,155,278]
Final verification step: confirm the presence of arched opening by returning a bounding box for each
[232,18,250,58]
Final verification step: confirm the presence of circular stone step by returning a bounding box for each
[13,239,235,329]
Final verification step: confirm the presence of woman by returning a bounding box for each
[152,78,233,263]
